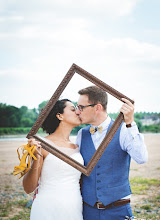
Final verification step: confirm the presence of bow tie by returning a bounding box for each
[89,126,103,135]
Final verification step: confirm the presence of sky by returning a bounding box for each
[0,0,160,113]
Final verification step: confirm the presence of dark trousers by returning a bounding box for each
[83,203,133,220]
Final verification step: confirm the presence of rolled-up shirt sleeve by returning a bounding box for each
[120,122,148,164]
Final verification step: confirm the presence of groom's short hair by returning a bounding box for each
[78,86,108,111]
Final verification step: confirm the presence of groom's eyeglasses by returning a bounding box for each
[76,104,96,112]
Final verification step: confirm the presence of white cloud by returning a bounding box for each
[0,0,159,112]
[1,35,160,80]
[0,15,24,22]
[82,0,141,16]
[102,38,160,62]
[0,0,141,19]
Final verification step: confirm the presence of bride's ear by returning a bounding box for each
[56,113,63,121]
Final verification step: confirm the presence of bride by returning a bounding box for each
[23,99,84,220]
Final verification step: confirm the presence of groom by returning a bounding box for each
[75,86,148,220]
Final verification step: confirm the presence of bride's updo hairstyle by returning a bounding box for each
[41,99,72,134]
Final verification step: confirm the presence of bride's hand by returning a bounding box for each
[28,138,43,158]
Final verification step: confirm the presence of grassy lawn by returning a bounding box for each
[0,200,31,220]
[130,177,160,219]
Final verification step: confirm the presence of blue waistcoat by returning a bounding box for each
[80,119,131,206]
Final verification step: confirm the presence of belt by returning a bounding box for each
[84,199,130,210]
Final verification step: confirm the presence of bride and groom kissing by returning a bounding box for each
[23,86,148,220]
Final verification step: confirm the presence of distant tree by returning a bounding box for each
[71,124,88,135]
[72,101,77,108]
[108,112,119,120]
[0,101,160,134]
[20,106,28,115]
[0,104,21,127]
[38,100,48,113]
[21,118,33,127]
[0,103,38,128]
[0,116,9,127]
[134,119,143,132]
[134,112,143,119]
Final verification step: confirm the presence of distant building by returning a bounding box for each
[140,115,160,126]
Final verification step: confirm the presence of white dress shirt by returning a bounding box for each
[76,116,148,200]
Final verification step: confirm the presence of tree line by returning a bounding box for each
[0,102,160,135]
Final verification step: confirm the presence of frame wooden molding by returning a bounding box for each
[26,63,134,176]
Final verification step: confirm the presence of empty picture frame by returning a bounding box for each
[26,63,134,176]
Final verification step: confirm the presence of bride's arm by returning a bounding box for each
[23,139,44,194]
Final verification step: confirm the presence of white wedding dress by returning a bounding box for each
[30,144,84,220]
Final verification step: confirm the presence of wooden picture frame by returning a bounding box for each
[26,63,134,176]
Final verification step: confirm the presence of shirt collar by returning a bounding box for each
[91,115,111,130]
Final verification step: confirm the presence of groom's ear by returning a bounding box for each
[96,103,103,112]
